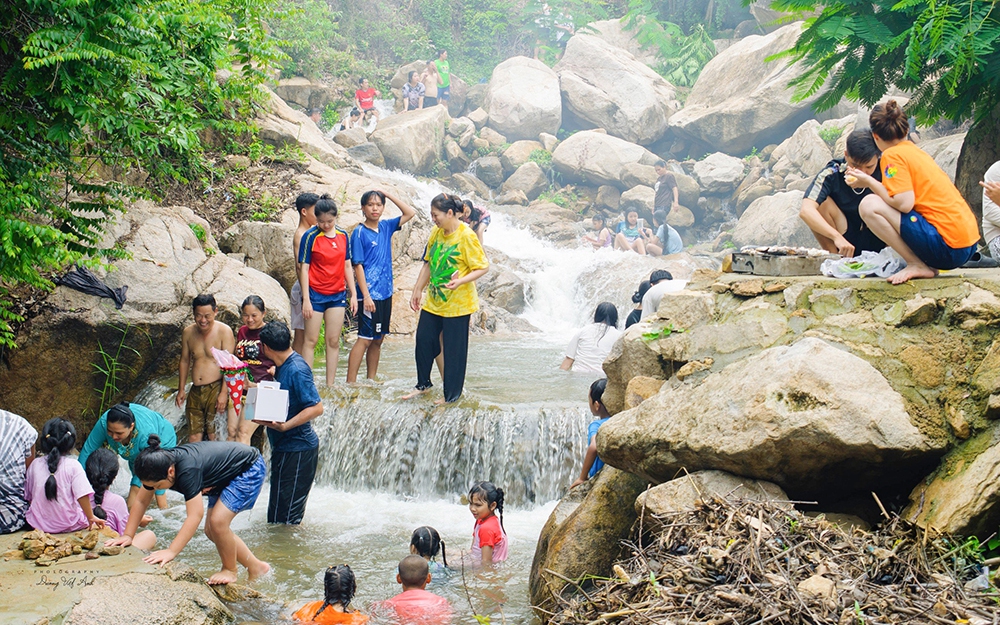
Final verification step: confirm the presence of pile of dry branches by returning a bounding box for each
[547,497,998,625]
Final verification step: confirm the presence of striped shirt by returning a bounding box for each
[0,410,36,533]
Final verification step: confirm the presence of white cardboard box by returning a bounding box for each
[243,381,289,422]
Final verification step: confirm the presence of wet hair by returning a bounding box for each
[361,190,386,208]
[650,269,673,285]
[589,378,608,407]
[592,213,605,226]
[594,302,619,328]
[133,434,175,483]
[654,159,667,168]
[358,77,367,85]
[314,565,357,619]
[869,100,909,142]
[40,418,77,501]
[431,193,462,215]
[241,295,265,314]
[106,402,135,428]
[653,210,667,226]
[463,199,483,222]
[411,526,448,567]
[296,192,320,213]
[314,194,338,217]
[468,481,505,532]
[408,70,418,82]
[349,108,361,118]
[192,294,216,310]
[85,448,119,521]
[631,280,652,304]
[259,321,291,352]
[845,129,881,163]
[399,555,430,587]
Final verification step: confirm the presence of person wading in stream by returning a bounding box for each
[403,194,489,404]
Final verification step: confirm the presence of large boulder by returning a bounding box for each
[449,172,492,199]
[218,219,297,289]
[529,467,647,615]
[620,185,655,215]
[484,56,562,141]
[333,126,368,148]
[668,23,822,155]
[476,259,527,314]
[732,190,815,248]
[347,142,385,167]
[500,140,544,176]
[499,201,583,245]
[555,34,680,145]
[771,119,832,179]
[598,337,934,499]
[273,76,336,111]
[552,131,659,187]
[692,153,746,194]
[921,132,967,182]
[370,105,449,174]
[258,88,354,169]
[501,161,549,201]
[586,18,660,65]
[473,156,505,187]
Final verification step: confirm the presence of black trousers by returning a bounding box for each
[415,310,471,403]
[267,447,319,524]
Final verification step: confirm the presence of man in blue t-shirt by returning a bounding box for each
[255,321,323,524]
[346,190,417,383]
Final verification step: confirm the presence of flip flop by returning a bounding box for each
[962,251,999,269]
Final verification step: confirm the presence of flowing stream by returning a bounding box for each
[127,165,669,624]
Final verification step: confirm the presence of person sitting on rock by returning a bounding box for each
[85,448,157,550]
[799,129,886,257]
[571,379,612,489]
[646,210,683,257]
[625,280,651,329]
[640,269,686,321]
[614,210,652,254]
[337,109,361,132]
[980,161,1000,259]
[0,409,36,534]
[354,78,380,121]
[583,213,612,249]
[847,100,979,284]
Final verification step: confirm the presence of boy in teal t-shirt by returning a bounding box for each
[434,50,450,104]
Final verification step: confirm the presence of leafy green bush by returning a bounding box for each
[189,223,207,242]
[818,126,842,145]
[622,3,717,87]
[528,149,554,169]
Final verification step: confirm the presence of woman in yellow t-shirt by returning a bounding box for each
[292,565,369,625]
[846,99,979,284]
[403,194,490,404]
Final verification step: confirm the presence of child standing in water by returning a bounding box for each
[85,448,157,550]
[292,565,369,624]
[410,525,448,574]
[346,190,417,383]
[291,193,319,355]
[25,418,105,533]
[467,481,507,567]
[107,435,270,585]
[234,295,274,446]
[571,379,612,489]
[299,195,358,385]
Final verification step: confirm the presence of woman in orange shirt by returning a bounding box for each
[847,100,979,284]
[293,565,368,624]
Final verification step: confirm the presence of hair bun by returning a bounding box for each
[320,193,332,200]
[146,434,161,450]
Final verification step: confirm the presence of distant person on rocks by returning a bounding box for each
[460,199,490,245]
[434,50,451,107]
[354,78,380,121]
[640,269,685,321]
[583,213,612,249]
[347,190,417,383]
[379,555,453,624]
[0,409,35,534]
[847,100,979,284]
[570,378,612,489]
[799,129,886,257]
[402,71,426,111]
[108,435,270,584]
[561,302,621,373]
[653,160,679,218]
[78,402,176,509]
[177,293,235,442]
[404,194,489,404]
[254,321,324,525]
[291,193,319,355]
[614,210,652,254]
[85,449,157,550]
[420,62,441,108]
[980,161,1000,259]
[647,210,683,256]
[625,280,651,329]
[309,108,323,125]
[293,564,369,624]
[337,109,362,132]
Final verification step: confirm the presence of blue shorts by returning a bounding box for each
[439,86,450,101]
[357,296,392,340]
[309,288,347,312]
[899,210,977,270]
[208,457,266,513]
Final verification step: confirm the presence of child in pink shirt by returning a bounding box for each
[25,418,104,534]
[468,481,507,566]
[84,448,156,550]
[380,555,452,625]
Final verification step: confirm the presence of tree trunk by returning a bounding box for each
[955,105,1000,242]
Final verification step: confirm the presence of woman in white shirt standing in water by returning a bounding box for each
[561,302,622,374]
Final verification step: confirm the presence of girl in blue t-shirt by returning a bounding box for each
[570,379,611,489]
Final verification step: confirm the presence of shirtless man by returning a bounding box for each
[176,294,235,442]
[290,193,319,355]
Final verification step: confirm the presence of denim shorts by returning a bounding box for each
[899,210,976,270]
[308,288,347,313]
[208,457,266,513]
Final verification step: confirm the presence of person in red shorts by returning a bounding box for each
[354,78,380,122]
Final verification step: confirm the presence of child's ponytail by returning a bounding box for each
[315,565,357,619]
[411,526,448,567]
[39,418,77,501]
[85,448,120,521]
[134,434,174,482]
[469,481,506,533]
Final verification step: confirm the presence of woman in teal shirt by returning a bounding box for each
[78,403,177,508]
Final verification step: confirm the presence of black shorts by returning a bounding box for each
[423,97,438,108]
[358,296,392,340]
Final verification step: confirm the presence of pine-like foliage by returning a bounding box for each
[769,0,1000,125]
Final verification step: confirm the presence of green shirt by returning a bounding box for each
[435,59,451,88]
